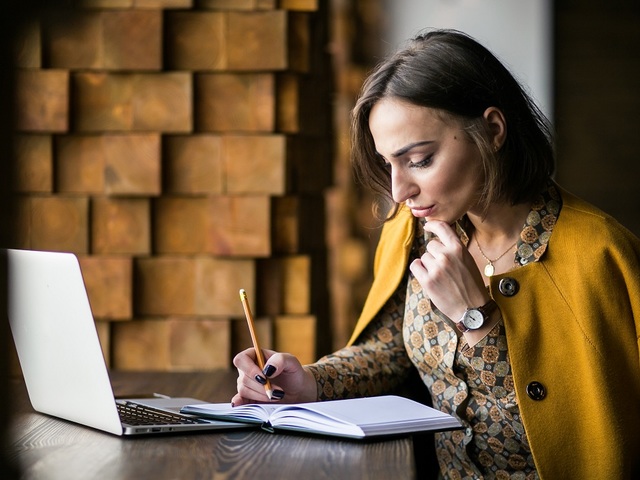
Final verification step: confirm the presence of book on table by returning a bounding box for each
[180,395,462,439]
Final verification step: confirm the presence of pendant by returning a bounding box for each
[484,262,495,277]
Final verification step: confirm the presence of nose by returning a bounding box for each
[391,166,418,204]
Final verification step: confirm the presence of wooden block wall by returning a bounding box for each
[12,1,333,371]
[325,0,386,347]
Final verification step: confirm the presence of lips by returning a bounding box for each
[408,204,434,217]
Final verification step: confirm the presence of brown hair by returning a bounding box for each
[351,29,555,219]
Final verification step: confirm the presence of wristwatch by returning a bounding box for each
[456,299,498,332]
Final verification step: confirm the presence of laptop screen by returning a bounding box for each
[7,249,123,435]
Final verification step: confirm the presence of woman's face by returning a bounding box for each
[368,97,485,223]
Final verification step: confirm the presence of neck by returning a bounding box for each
[467,201,530,249]
[467,202,530,280]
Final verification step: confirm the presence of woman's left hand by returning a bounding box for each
[409,220,489,321]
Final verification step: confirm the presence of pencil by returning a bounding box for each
[239,289,273,400]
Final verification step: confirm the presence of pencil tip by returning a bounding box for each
[239,288,246,299]
[266,389,273,400]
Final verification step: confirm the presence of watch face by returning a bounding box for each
[463,309,484,330]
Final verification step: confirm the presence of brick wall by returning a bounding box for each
[12,0,333,370]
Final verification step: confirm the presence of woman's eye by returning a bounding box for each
[411,155,433,168]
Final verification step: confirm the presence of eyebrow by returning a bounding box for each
[389,140,434,158]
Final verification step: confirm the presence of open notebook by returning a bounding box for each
[182,395,462,439]
[6,248,249,436]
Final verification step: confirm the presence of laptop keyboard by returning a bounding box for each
[117,401,205,426]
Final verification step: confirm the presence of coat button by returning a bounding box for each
[526,381,546,400]
[498,277,519,297]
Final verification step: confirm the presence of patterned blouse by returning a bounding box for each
[306,184,563,480]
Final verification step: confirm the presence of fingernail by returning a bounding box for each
[263,365,276,377]
[271,389,285,400]
[231,401,235,407]
[255,374,267,385]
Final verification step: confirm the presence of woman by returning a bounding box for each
[232,30,640,479]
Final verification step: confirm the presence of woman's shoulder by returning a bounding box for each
[559,187,609,218]
[556,186,640,252]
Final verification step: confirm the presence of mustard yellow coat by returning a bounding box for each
[348,188,640,479]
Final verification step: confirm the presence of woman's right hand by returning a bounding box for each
[231,348,318,406]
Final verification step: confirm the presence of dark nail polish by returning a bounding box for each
[271,389,285,400]
[263,365,276,377]
[231,401,235,408]
[255,374,267,385]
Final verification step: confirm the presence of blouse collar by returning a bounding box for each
[450,182,563,267]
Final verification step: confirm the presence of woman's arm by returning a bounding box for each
[231,275,412,405]
[307,280,412,400]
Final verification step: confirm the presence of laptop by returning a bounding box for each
[5,248,249,436]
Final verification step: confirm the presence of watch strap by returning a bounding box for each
[477,298,498,317]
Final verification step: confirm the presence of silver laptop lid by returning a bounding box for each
[7,248,123,435]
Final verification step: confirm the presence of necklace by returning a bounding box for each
[475,237,517,277]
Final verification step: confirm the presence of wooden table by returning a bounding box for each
[8,370,427,479]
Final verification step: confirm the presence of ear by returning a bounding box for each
[483,107,507,151]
